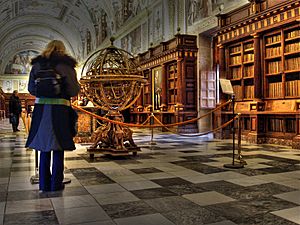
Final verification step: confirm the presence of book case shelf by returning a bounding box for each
[227,40,254,100]
[130,34,198,133]
[215,0,300,149]
[263,25,300,99]
[167,62,177,108]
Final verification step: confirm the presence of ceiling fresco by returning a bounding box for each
[0,0,248,75]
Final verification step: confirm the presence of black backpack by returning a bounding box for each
[34,62,62,98]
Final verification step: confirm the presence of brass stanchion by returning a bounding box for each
[237,113,247,165]
[149,112,157,146]
[224,94,244,169]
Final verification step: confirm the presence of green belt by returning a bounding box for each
[35,98,71,106]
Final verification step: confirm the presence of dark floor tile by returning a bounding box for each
[64,157,83,161]
[180,155,217,162]
[236,168,269,176]
[179,150,200,153]
[145,196,200,212]
[78,176,114,185]
[12,158,34,163]
[130,167,163,174]
[199,181,296,201]
[10,166,34,172]
[205,197,297,224]
[163,207,225,225]
[12,152,32,157]
[172,161,227,174]
[131,188,177,199]
[258,164,300,174]
[102,200,157,219]
[256,154,300,164]
[244,182,297,197]
[238,213,299,225]
[151,178,192,187]
[70,167,111,180]
[4,210,59,225]
[166,183,208,195]
[7,190,48,201]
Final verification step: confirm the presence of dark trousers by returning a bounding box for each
[39,151,64,191]
[11,114,20,132]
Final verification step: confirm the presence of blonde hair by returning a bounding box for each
[41,40,66,58]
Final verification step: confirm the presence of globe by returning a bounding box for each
[80,39,145,111]
[79,38,146,156]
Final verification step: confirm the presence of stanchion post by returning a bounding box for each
[149,112,157,146]
[224,94,244,169]
[30,150,39,184]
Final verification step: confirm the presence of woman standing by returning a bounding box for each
[26,40,80,192]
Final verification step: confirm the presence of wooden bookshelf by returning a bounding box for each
[167,63,177,106]
[215,0,300,149]
[227,40,255,101]
[131,34,198,133]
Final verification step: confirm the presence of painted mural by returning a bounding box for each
[1,80,12,93]
[121,26,141,55]
[149,3,163,45]
[4,50,38,75]
[187,0,241,26]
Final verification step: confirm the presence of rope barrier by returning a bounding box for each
[71,99,232,128]
[152,113,239,137]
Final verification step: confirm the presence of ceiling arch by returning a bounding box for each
[0,0,155,74]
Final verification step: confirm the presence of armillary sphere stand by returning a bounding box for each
[87,110,141,158]
[80,37,145,158]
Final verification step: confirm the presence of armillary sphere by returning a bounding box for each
[80,37,146,157]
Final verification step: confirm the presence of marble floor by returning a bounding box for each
[0,119,300,225]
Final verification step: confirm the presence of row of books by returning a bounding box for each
[285,119,296,133]
[268,118,296,133]
[266,34,281,44]
[244,85,254,99]
[268,82,283,98]
[230,46,241,53]
[285,57,300,71]
[232,85,243,99]
[268,118,284,132]
[230,56,241,65]
[285,42,300,53]
[285,80,300,96]
[244,65,254,77]
[244,54,254,62]
[267,61,282,74]
[169,81,176,89]
[266,46,281,57]
[244,43,253,50]
[169,95,176,103]
[231,67,242,79]
[286,30,300,39]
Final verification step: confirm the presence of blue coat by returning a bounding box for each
[25,54,80,151]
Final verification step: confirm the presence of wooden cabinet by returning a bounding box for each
[130,34,198,133]
[215,0,300,148]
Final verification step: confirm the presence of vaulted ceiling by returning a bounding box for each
[0,0,149,74]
